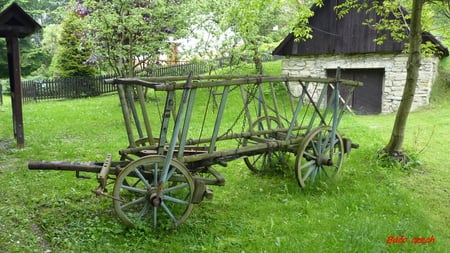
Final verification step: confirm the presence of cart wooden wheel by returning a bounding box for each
[243,116,291,173]
[295,126,344,189]
[113,155,195,229]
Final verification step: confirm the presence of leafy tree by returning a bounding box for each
[19,38,52,78]
[384,0,425,158]
[29,0,69,24]
[428,0,450,46]
[187,0,322,74]
[52,10,96,77]
[35,24,61,78]
[336,0,449,161]
[79,0,192,77]
[223,0,286,73]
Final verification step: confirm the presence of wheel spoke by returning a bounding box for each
[332,150,342,158]
[303,151,317,160]
[310,166,318,185]
[321,166,330,178]
[302,165,316,181]
[324,135,341,154]
[134,168,151,188]
[120,196,146,210]
[316,133,323,152]
[131,178,141,188]
[273,151,289,167]
[153,206,158,228]
[161,202,177,223]
[252,153,264,165]
[153,162,158,185]
[300,160,315,170]
[163,195,190,205]
[267,152,274,164]
[120,185,147,194]
[261,153,268,169]
[138,202,150,219]
[310,140,319,156]
[164,182,189,193]
[322,132,332,151]
[165,166,176,182]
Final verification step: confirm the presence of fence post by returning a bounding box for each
[0,81,3,105]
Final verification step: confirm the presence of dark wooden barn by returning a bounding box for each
[273,0,448,114]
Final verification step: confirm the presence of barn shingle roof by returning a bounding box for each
[273,0,449,57]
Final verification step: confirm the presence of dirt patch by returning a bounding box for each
[31,223,51,252]
[0,138,14,151]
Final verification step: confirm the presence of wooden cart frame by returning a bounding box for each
[29,69,361,229]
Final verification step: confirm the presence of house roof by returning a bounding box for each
[273,0,449,57]
[0,2,41,38]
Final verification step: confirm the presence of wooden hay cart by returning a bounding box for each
[29,69,361,228]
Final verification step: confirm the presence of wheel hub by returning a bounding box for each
[149,192,162,207]
[317,154,333,166]
[147,185,163,207]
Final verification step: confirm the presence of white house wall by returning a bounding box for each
[281,53,440,113]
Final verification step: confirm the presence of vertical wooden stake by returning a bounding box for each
[7,36,24,148]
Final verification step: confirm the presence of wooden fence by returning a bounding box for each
[22,75,116,103]
[21,57,280,103]
[142,61,212,77]
[22,62,212,103]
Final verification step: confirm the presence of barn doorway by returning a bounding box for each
[327,68,384,114]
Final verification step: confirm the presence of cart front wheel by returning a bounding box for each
[113,155,194,229]
[295,126,344,189]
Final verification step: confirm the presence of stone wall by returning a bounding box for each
[281,53,440,113]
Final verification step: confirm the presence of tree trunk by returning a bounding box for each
[383,0,425,156]
[253,47,263,74]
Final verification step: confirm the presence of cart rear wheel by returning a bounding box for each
[295,126,344,189]
[113,155,194,229]
[243,116,291,173]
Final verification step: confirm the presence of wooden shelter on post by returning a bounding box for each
[0,2,41,148]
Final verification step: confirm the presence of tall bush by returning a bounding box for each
[52,11,96,78]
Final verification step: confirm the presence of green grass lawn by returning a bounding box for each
[0,59,449,252]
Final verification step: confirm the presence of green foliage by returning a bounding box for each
[428,0,450,47]
[0,41,7,78]
[430,57,450,106]
[335,0,449,54]
[20,39,53,77]
[210,59,282,76]
[52,11,96,78]
[0,0,70,25]
[223,0,286,71]
[0,38,51,79]
[187,0,314,73]
[81,0,192,77]
[376,151,422,171]
[292,0,325,41]
[336,0,409,45]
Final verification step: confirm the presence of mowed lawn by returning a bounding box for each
[0,60,449,252]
